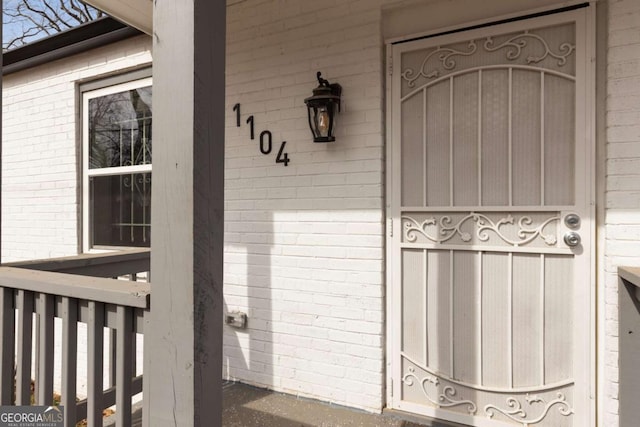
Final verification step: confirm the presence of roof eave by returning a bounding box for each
[2,18,145,76]
[81,0,152,35]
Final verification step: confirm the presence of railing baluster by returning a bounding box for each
[116,306,133,426]
[37,293,55,405]
[130,273,138,376]
[0,258,149,425]
[62,297,78,427]
[109,330,117,388]
[88,301,104,427]
[132,331,138,376]
[34,311,40,403]
[0,287,15,405]
[16,290,33,405]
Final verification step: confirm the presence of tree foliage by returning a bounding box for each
[3,0,104,50]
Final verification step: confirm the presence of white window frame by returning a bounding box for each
[82,76,153,252]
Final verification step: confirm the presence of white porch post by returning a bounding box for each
[144,0,225,426]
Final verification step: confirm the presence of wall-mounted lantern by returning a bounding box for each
[304,72,342,143]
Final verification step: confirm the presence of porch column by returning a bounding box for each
[144,0,225,426]
[0,0,2,260]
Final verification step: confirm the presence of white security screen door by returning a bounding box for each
[388,8,593,427]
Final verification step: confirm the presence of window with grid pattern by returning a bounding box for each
[83,77,152,250]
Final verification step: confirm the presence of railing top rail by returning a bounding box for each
[4,248,150,278]
[0,267,150,308]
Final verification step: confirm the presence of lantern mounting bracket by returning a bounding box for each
[316,72,342,107]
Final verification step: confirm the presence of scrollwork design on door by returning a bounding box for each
[402,367,478,415]
[401,41,477,87]
[401,30,575,87]
[402,213,560,247]
[484,31,575,66]
[484,393,574,426]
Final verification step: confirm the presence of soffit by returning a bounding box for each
[82,0,152,35]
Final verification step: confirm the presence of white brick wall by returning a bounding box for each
[1,7,388,411]
[2,35,152,397]
[605,0,640,425]
[2,35,152,262]
[224,0,386,412]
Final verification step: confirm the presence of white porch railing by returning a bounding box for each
[0,250,150,427]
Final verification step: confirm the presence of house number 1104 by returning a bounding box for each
[233,103,290,166]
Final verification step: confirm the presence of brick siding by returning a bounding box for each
[604,0,640,425]
[224,0,386,411]
[2,35,152,261]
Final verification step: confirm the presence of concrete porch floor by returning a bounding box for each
[220,382,466,427]
[105,381,468,426]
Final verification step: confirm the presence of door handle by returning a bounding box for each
[564,213,580,229]
[564,231,581,247]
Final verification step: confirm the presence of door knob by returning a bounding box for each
[564,213,580,229]
[564,232,581,247]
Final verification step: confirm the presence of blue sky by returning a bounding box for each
[3,0,102,50]
[3,0,31,48]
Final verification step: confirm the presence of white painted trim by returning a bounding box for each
[82,86,90,253]
[81,77,153,253]
[593,2,607,426]
[391,40,405,407]
[573,6,597,426]
[585,4,598,426]
[83,77,152,101]
[385,42,395,408]
[88,165,152,177]
[384,0,595,45]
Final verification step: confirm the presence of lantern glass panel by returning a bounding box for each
[329,102,337,137]
[316,106,330,138]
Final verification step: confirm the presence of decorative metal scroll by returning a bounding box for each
[401,40,478,87]
[402,30,576,87]
[402,364,574,425]
[402,367,478,415]
[402,213,560,247]
[484,32,575,66]
[484,393,574,426]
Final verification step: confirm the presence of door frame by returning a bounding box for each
[384,3,597,425]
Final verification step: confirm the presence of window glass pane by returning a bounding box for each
[88,86,152,169]
[90,173,151,247]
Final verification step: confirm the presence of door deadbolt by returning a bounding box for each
[564,232,581,247]
[564,213,580,229]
